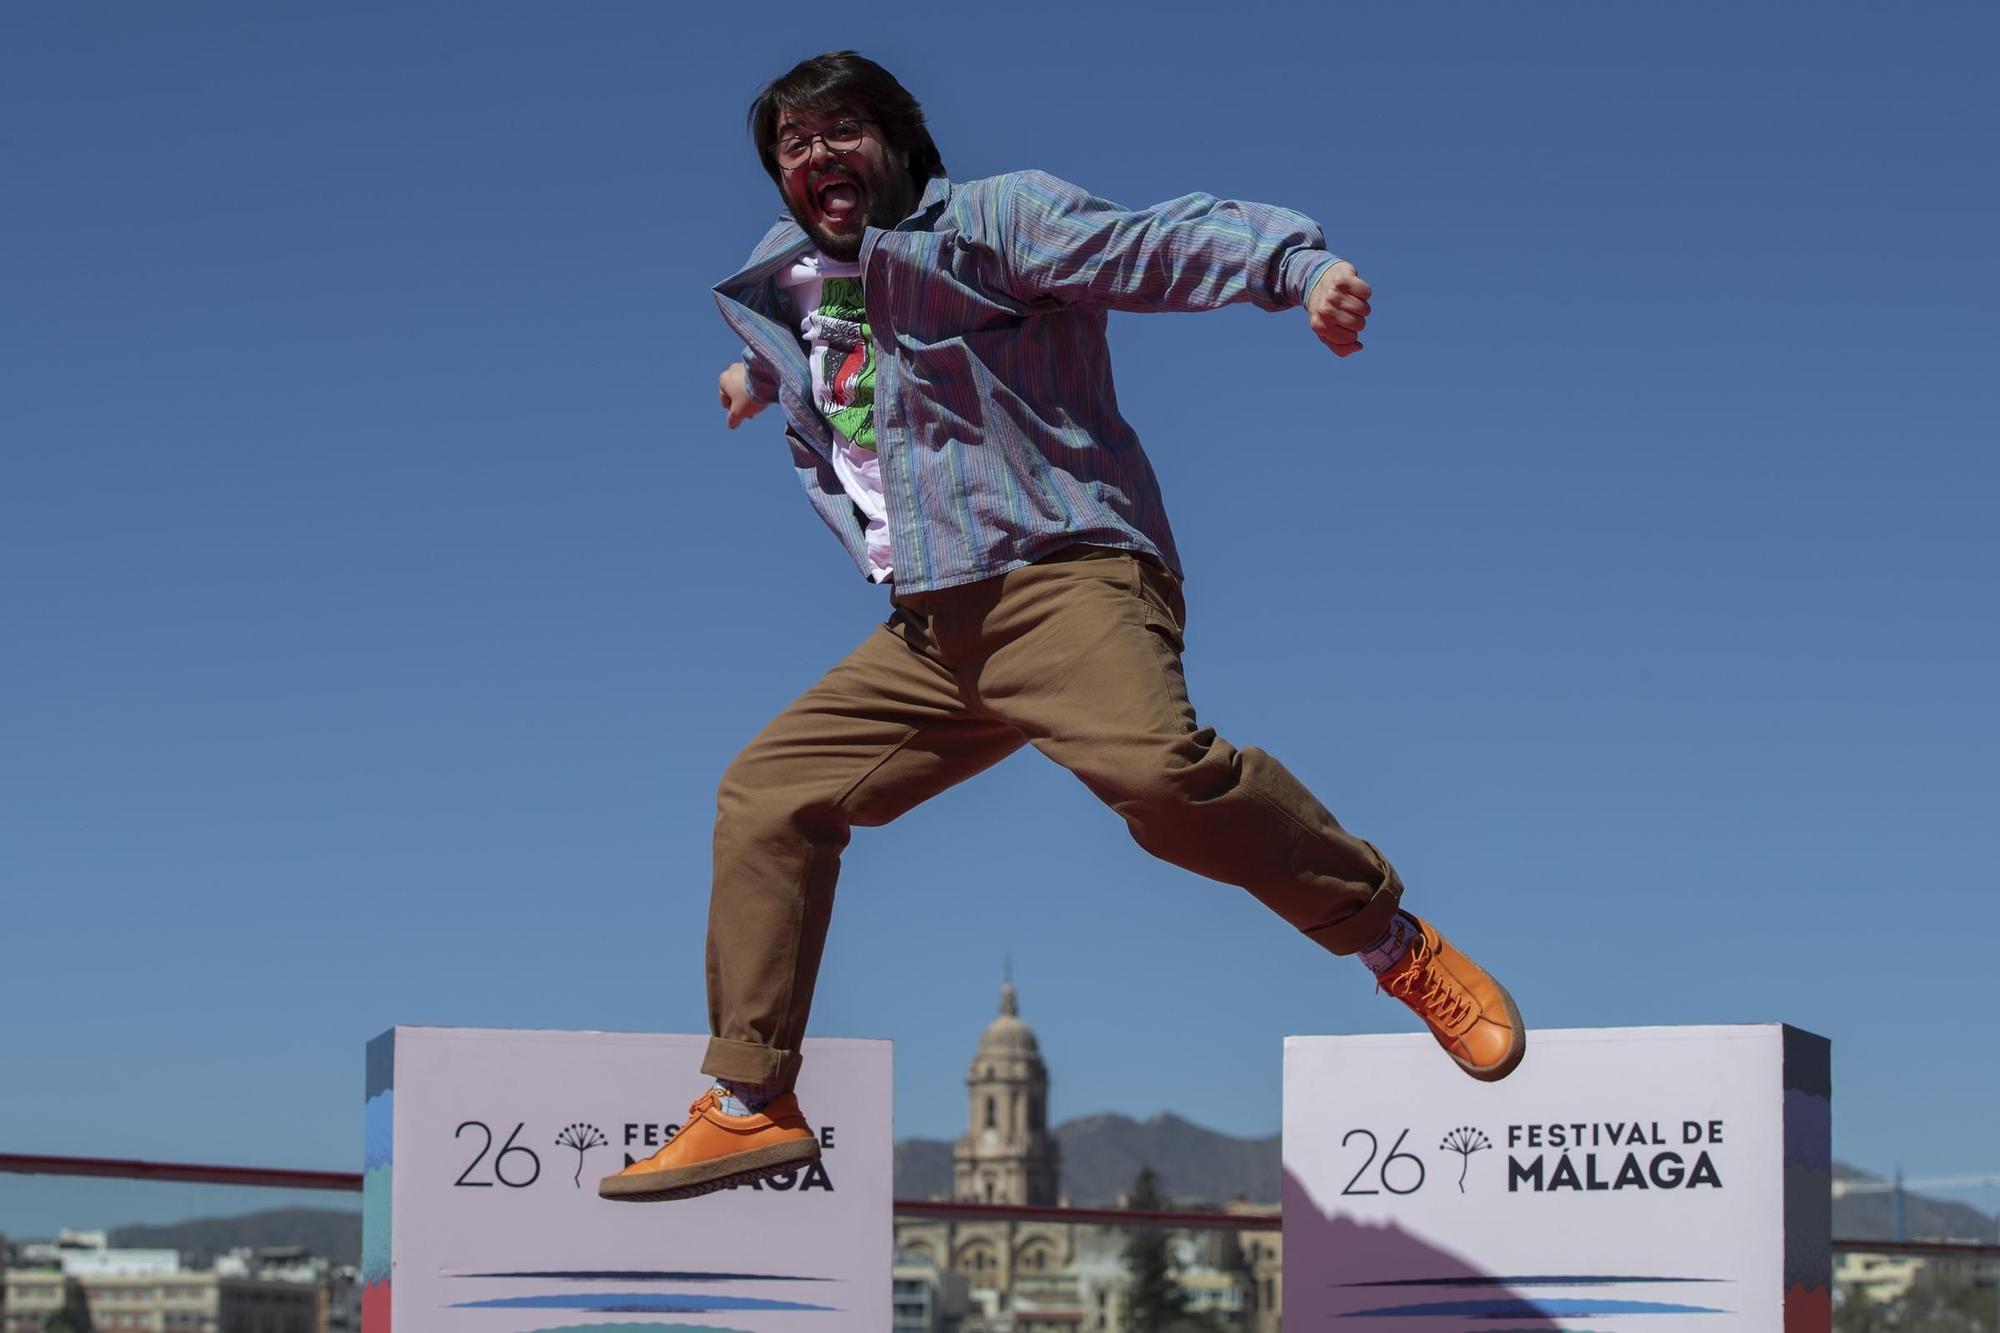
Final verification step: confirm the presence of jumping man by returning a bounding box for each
[600,51,1524,1203]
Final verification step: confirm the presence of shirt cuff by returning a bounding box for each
[741,351,780,404]
[1285,251,1343,308]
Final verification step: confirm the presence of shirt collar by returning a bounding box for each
[911,172,952,219]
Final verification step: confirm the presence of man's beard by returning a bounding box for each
[801,215,864,263]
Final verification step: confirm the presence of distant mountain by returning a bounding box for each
[109,1208,361,1268]
[1056,1113,1281,1206]
[1831,1164,1998,1243]
[895,1138,955,1200]
[895,1112,1280,1206]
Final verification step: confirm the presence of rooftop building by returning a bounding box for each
[4,1264,326,1333]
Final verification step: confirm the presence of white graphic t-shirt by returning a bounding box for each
[778,253,893,583]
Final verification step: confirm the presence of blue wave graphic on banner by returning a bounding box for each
[1344,1296,1726,1318]
[358,1164,391,1286]
[451,1269,828,1282]
[453,1293,834,1314]
[520,1325,753,1333]
[1341,1274,1722,1288]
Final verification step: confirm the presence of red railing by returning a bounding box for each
[0,1153,362,1195]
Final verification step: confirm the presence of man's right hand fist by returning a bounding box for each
[719,362,769,429]
[1306,261,1372,358]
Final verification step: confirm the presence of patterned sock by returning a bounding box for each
[1359,911,1422,977]
[714,1078,784,1117]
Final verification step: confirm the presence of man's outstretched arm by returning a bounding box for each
[992,170,1370,353]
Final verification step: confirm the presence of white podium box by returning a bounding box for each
[1283,1024,1830,1332]
[362,1026,891,1332]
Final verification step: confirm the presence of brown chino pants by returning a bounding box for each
[700,546,1405,1087]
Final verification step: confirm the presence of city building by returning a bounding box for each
[56,1247,178,1279]
[1834,1245,1999,1315]
[4,1266,322,1333]
[898,980,1079,1329]
[893,1247,971,1332]
[2,1234,327,1333]
[896,980,1262,1331]
[1229,1203,1283,1333]
[1834,1248,1926,1306]
[217,1247,356,1331]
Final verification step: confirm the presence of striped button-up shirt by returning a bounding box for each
[713,170,1341,593]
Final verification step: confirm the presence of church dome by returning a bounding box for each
[975,982,1042,1058]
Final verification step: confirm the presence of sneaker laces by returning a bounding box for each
[622,1092,718,1173]
[1379,939,1476,1032]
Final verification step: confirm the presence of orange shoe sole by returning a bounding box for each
[1458,981,1527,1083]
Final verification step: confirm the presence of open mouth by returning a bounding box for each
[814,174,865,224]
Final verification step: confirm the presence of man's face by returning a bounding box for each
[772,107,916,262]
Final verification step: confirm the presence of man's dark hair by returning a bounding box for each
[747,51,944,189]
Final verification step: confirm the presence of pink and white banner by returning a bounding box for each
[363,1026,891,1332]
[1282,1024,1830,1332]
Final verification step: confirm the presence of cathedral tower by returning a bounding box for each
[953,979,1060,1206]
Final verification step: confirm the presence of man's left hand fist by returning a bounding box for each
[1307,260,1372,357]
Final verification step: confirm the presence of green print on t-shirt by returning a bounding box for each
[814,276,875,451]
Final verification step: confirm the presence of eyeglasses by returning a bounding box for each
[771,118,875,172]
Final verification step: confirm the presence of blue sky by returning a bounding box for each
[4,2,1997,1236]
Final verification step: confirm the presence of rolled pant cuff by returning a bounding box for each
[1300,875,1405,956]
[701,1035,802,1089]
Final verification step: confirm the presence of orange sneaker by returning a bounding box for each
[1378,917,1525,1082]
[598,1087,820,1202]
